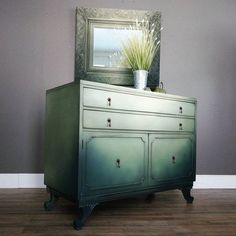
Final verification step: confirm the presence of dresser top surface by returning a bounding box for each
[47,80,196,103]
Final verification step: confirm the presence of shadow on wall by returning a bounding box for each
[196,31,236,174]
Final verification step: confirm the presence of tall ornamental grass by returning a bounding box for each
[121,20,160,71]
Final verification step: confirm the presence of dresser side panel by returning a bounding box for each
[44,83,80,200]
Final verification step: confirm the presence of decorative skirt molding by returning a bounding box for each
[0,174,235,188]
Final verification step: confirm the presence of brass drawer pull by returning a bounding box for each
[172,156,176,164]
[116,159,121,168]
[107,97,111,106]
[179,123,183,130]
[107,118,111,127]
[179,106,183,114]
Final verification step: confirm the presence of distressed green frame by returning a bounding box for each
[75,7,161,86]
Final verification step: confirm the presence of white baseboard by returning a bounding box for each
[0,174,45,188]
[194,175,236,189]
[0,174,235,189]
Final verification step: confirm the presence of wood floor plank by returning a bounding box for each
[0,189,235,235]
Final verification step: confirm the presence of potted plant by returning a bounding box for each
[121,20,160,90]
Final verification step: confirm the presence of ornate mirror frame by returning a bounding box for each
[75,7,161,86]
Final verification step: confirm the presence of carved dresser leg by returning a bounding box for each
[145,193,156,203]
[181,187,194,203]
[74,204,97,230]
[44,190,59,211]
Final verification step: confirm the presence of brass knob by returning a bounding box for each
[107,97,111,106]
[107,118,111,127]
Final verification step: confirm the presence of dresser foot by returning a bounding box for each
[145,193,156,203]
[74,204,97,230]
[181,187,194,203]
[44,189,59,211]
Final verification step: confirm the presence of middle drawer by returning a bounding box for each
[83,110,195,132]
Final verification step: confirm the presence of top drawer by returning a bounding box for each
[83,88,195,116]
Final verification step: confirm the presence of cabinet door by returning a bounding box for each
[82,132,147,195]
[149,134,195,185]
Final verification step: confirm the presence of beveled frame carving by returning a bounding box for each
[75,7,161,86]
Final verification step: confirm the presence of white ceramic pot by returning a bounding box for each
[133,70,148,90]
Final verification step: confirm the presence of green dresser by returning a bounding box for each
[44,80,197,229]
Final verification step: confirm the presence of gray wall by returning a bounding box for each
[0,0,236,174]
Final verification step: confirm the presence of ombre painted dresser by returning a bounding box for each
[44,80,197,229]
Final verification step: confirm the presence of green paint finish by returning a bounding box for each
[83,87,195,116]
[83,132,147,195]
[44,79,196,208]
[83,110,195,132]
[149,134,194,184]
[44,83,80,200]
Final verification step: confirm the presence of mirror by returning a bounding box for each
[93,27,122,68]
[75,7,161,86]
[92,25,142,68]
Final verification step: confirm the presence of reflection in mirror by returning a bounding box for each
[93,26,142,68]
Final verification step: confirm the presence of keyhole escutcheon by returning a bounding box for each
[172,156,176,164]
[116,159,121,168]
[179,123,183,130]
[107,97,111,106]
[179,106,183,114]
[107,118,111,127]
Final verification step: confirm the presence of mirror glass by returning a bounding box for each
[93,26,142,68]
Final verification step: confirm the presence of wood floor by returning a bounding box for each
[0,189,235,235]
